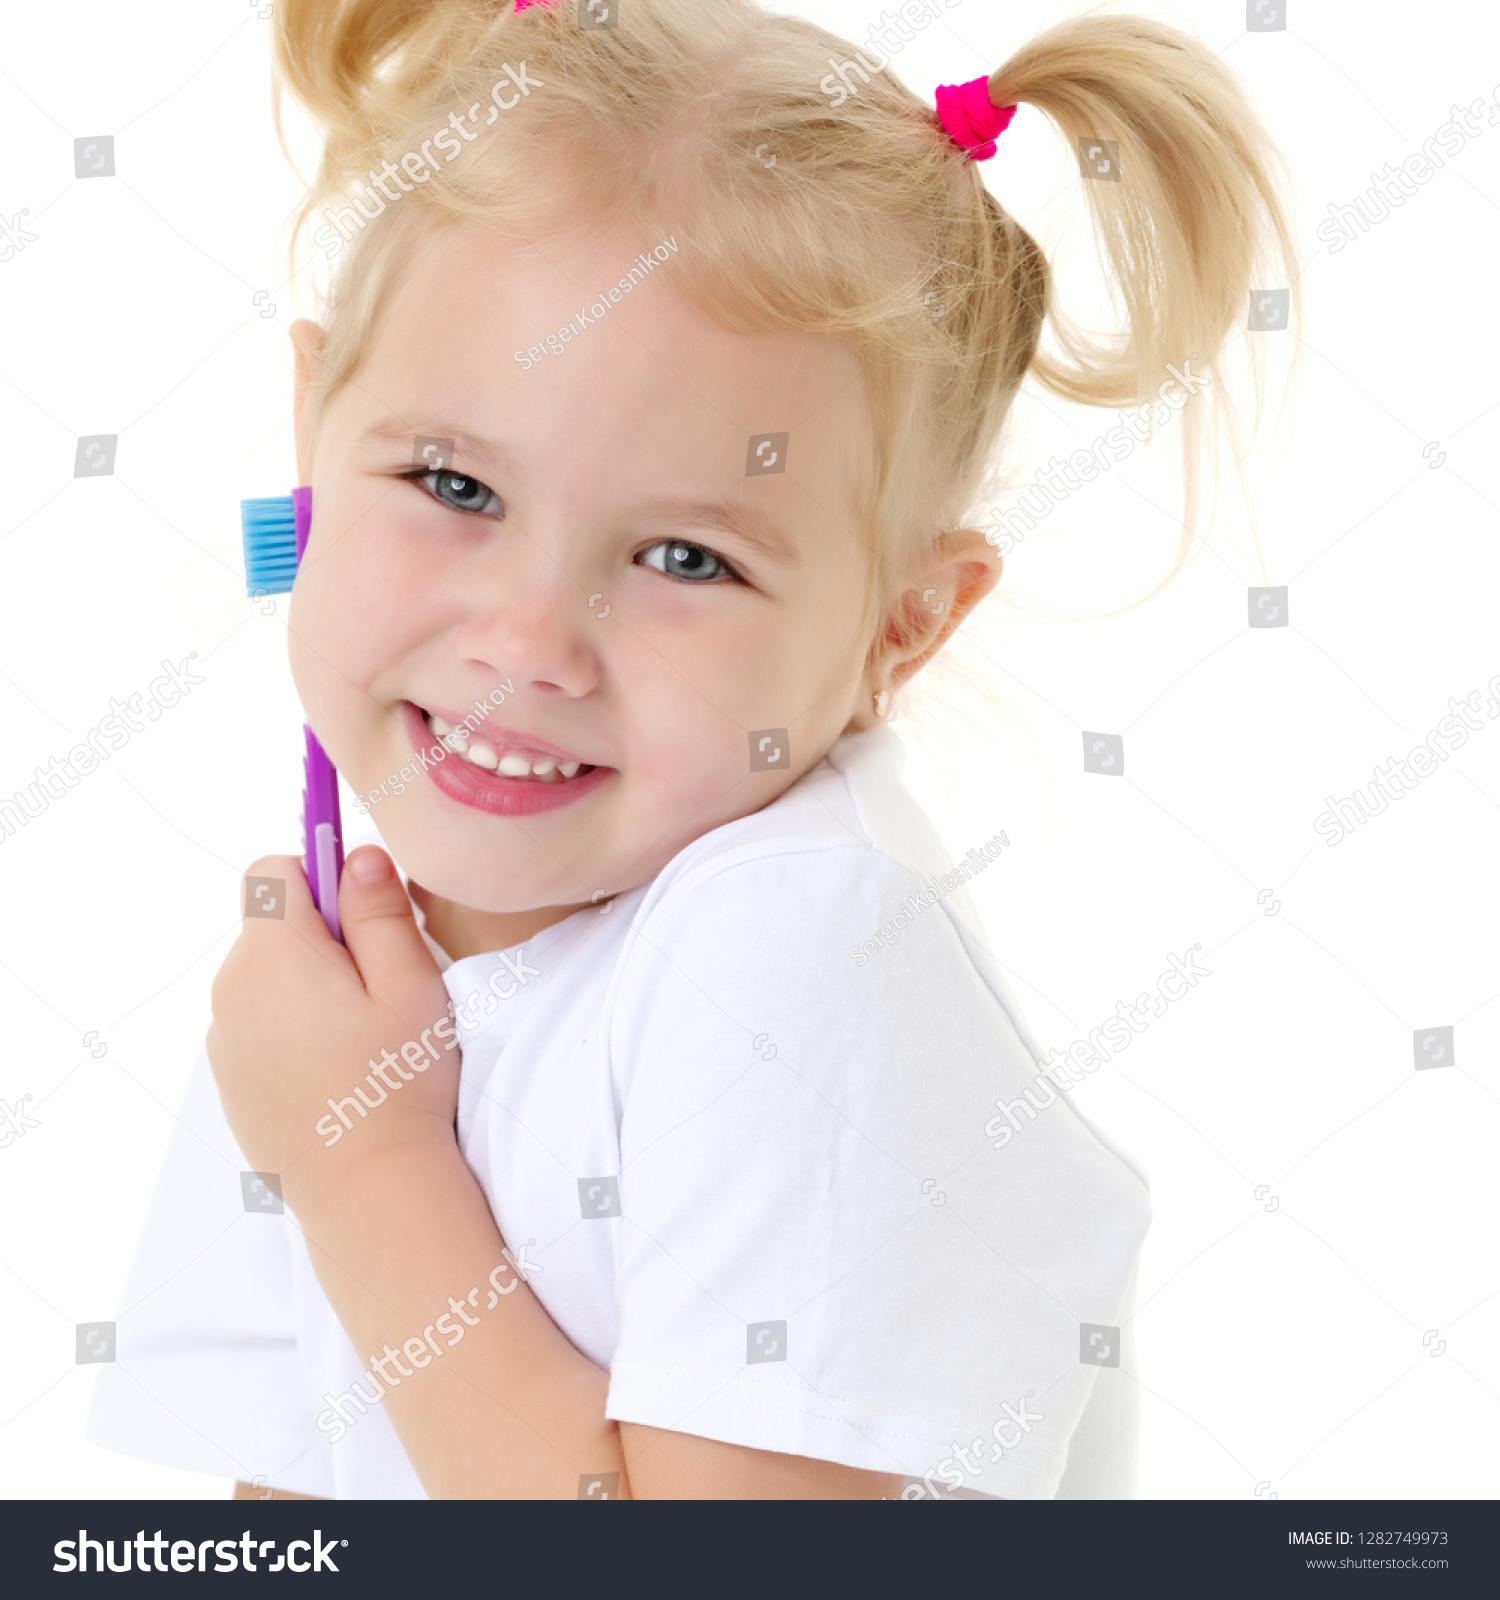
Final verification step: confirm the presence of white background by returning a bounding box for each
[0,0,1495,1499]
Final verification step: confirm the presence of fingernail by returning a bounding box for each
[348,848,393,884]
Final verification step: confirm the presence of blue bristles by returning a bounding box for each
[241,495,299,596]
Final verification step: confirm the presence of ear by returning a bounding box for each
[875,528,1003,693]
[290,319,325,486]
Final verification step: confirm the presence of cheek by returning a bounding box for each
[608,613,836,806]
[286,511,436,699]
[283,551,442,801]
[676,589,863,729]
[285,562,382,723]
[623,701,752,808]
[613,605,764,727]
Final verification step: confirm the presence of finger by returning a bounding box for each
[337,846,445,1015]
[240,853,321,938]
[238,852,360,982]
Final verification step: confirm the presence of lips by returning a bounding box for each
[399,700,611,817]
[423,709,591,784]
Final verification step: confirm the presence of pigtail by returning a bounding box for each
[988,13,1301,594]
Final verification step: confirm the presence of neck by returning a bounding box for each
[409,882,588,961]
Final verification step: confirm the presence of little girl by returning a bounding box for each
[88,0,1295,1499]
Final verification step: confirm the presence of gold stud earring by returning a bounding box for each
[872,688,890,719]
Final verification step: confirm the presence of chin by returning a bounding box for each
[366,809,589,914]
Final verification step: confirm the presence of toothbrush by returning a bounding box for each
[240,485,345,944]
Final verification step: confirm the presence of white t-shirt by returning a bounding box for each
[86,724,1150,1499]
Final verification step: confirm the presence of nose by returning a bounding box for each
[450,530,603,701]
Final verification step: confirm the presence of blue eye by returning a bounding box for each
[638,539,737,583]
[412,470,504,519]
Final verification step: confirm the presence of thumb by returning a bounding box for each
[338,846,445,1015]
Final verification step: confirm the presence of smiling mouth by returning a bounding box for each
[417,708,598,785]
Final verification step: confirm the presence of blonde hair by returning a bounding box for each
[272,0,1299,664]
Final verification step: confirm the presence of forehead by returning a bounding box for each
[343,218,875,543]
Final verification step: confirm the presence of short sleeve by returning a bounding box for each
[603,844,1150,1499]
[85,1038,335,1498]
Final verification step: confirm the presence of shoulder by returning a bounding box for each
[606,744,1010,1060]
[616,723,1010,979]
[623,737,922,958]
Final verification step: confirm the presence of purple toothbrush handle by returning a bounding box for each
[303,726,344,943]
[292,486,345,943]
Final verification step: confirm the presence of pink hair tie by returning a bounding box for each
[514,0,553,11]
[934,75,1017,161]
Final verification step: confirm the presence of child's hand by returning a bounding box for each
[207,846,458,1215]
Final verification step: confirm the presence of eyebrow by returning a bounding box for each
[358,419,524,481]
[636,494,799,567]
[360,419,799,566]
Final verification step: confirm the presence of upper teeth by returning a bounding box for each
[424,712,584,781]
